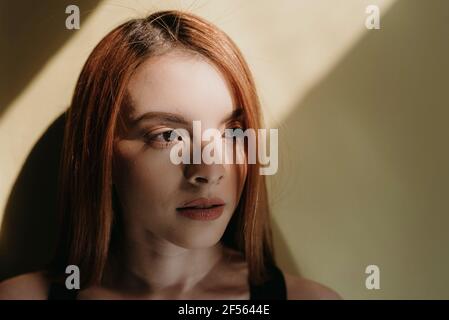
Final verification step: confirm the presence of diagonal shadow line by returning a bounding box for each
[273,0,449,297]
[0,0,102,119]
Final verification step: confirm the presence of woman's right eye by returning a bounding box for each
[144,129,183,148]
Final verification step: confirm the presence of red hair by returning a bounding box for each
[49,10,275,286]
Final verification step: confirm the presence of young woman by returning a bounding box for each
[0,10,340,300]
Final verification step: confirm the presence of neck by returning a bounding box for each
[104,229,226,297]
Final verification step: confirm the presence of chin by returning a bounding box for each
[169,230,225,250]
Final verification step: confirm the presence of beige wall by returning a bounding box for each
[1,0,448,299]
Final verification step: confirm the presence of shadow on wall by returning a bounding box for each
[0,0,101,118]
[277,0,449,298]
[0,112,66,281]
[272,219,302,276]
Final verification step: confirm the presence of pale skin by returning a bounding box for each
[0,50,341,300]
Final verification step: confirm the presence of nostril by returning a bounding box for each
[194,176,208,184]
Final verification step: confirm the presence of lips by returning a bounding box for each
[176,197,225,221]
[177,197,225,210]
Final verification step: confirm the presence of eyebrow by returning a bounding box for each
[132,112,189,126]
[132,107,244,126]
[222,108,244,124]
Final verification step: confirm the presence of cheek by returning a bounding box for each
[113,141,180,211]
[226,163,247,209]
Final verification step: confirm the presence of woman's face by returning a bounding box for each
[113,50,247,249]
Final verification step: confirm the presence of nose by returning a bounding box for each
[184,163,225,186]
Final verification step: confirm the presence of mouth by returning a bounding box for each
[176,197,225,221]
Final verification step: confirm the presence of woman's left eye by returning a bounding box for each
[223,121,245,138]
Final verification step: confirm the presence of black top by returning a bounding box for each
[249,264,287,300]
[48,264,287,300]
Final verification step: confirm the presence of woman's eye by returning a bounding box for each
[144,129,183,147]
[223,122,245,138]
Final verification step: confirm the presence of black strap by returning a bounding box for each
[249,264,287,300]
[48,282,79,300]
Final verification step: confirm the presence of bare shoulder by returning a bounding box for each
[0,271,50,300]
[284,273,342,300]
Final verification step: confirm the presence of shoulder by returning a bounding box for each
[284,273,342,300]
[0,271,50,300]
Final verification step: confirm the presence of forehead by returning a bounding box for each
[126,50,235,124]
